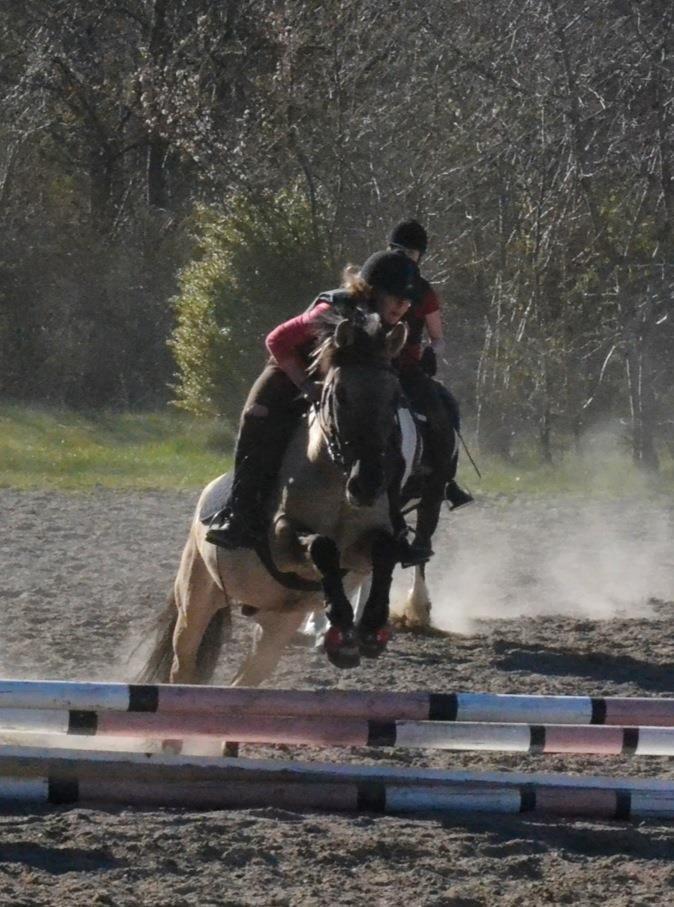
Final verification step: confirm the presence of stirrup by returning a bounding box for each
[205,510,263,550]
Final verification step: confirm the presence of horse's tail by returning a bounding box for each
[135,591,179,684]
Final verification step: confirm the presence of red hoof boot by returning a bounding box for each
[358,625,391,659]
[324,625,361,669]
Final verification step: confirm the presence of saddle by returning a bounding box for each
[198,473,234,525]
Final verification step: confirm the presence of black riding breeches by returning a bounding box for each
[398,365,459,483]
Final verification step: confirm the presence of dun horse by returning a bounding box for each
[140,308,433,689]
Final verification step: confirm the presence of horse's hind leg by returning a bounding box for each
[170,533,227,684]
[396,565,432,630]
[231,609,307,688]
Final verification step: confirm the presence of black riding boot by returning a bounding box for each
[205,470,266,550]
[446,479,474,509]
[206,371,300,549]
[436,384,474,509]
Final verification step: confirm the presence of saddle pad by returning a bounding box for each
[199,472,233,524]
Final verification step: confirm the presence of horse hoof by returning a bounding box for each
[358,625,391,659]
[324,626,360,669]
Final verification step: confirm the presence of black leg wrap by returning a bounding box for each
[309,535,341,574]
[310,535,353,630]
[322,579,354,629]
[371,533,400,565]
[360,533,397,632]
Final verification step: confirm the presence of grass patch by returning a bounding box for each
[467,442,674,499]
[1,403,672,497]
[0,404,233,490]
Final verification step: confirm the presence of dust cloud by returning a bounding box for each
[417,496,674,634]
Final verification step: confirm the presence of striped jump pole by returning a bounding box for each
[3,709,674,755]
[6,776,674,819]
[2,680,674,726]
[3,743,674,789]
[0,745,671,819]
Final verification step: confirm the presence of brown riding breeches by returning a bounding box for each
[230,362,306,507]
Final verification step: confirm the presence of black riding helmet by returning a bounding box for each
[359,250,418,298]
[388,219,428,255]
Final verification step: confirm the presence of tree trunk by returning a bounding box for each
[146,137,168,209]
[146,0,170,210]
[625,342,659,472]
[90,146,113,231]
[539,404,553,464]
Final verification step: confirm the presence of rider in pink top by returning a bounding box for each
[206,251,418,552]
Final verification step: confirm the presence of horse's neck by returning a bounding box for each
[277,411,342,488]
[273,411,344,531]
[306,408,332,466]
[275,407,394,552]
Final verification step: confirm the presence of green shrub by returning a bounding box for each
[170,188,333,418]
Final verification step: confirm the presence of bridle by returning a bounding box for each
[312,359,399,475]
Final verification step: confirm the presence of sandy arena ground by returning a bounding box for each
[1,488,674,906]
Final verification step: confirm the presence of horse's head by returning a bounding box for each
[312,308,407,507]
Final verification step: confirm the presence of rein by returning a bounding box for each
[314,383,347,472]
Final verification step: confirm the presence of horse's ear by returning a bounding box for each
[385,322,408,359]
[335,318,355,348]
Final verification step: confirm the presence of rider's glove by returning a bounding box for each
[420,345,437,377]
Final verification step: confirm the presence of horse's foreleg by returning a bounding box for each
[358,531,398,658]
[309,536,353,627]
[307,534,359,669]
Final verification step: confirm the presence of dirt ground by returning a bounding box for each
[1,487,674,906]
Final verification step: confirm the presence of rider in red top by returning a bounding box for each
[397,283,441,367]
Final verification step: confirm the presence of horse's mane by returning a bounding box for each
[309,302,390,374]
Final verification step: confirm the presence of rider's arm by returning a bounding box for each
[265,302,332,386]
[425,309,446,356]
[422,287,446,356]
